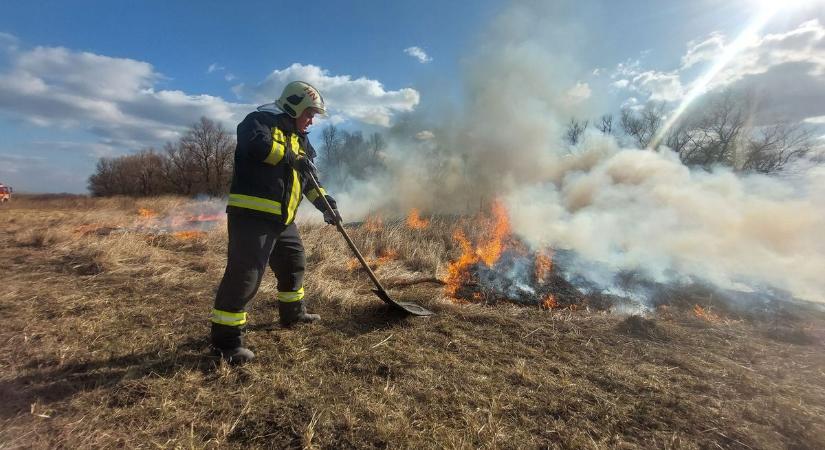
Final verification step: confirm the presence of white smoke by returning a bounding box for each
[328,0,825,303]
[506,138,825,303]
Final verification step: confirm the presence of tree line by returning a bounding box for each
[316,125,387,189]
[88,117,234,197]
[87,116,388,197]
[564,89,814,174]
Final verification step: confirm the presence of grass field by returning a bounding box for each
[1,196,824,449]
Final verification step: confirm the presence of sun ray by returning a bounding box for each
[648,4,784,149]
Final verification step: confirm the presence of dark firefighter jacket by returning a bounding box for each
[226,111,333,224]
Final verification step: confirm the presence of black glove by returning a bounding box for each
[321,195,341,225]
[323,208,342,225]
[293,155,318,179]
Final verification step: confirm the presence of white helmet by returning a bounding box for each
[258,81,326,118]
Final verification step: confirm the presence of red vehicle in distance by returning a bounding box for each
[0,183,12,203]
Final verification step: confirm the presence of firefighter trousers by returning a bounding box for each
[211,213,306,349]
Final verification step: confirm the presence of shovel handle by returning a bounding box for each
[305,171,388,293]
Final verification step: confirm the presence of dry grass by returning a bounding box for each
[1,196,825,449]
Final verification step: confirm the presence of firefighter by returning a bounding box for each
[211,81,341,364]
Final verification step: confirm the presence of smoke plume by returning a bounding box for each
[328,1,825,304]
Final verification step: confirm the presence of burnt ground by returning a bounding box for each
[1,196,824,449]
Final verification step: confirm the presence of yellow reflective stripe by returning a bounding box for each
[285,168,302,224]
[211,309,247,326]
[290,134,302,156]
[264,128,287,165]
[284,133,303,224]
[306,187,326,202]
[277,287,305,303]
[264,141,285,165]
[227,193,282,215]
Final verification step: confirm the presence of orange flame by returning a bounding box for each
[187,213,223,222]
[138,208,157,219]
[534,250,553,283]
[693,305,720,323]
[364,214,384,232]
[445,200,512,299]
[377,248,398,264]
[446,229,476,297]
[173,231,207,240]
[477,201,510,266]
[406,208,430,229]
[541,294,558,310]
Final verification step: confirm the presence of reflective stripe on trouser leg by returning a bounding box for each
[211,309,247,326]
[276,287,305,303]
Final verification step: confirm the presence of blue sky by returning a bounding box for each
[1,0,824,192]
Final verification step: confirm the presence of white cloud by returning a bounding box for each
[564,81,591,104]
[0,42,248,151]
[0,32,19,52]
[235,63,420,127]
[610,58,684,102]
[415,130,435,140]
[612,79,629,89]
[0,39,420,158]
[207,63,224,73]
[681,32,726,69]
[621,96,642,111]
[612,59,642,79]
[696,19,825,123]
[403,46,432,63]
[632,70,684,102]
[610,19,825,124]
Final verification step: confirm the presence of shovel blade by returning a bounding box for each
[371,289,434,316]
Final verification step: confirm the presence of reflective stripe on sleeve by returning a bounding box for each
[211,309,247,326]
[263,128,287,165]
[306,187,327,202]
[276,287,305,303]
[285,168,302,224]
[227,193,282,215]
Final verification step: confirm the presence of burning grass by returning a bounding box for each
[1,196,825,448]
[444,201,594,311]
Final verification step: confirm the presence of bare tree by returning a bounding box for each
[88,150,168,196]
[162,141,198,195]
[88,158,118,197]
[565,118,589,145]
[680,91,749,169]
[742,122,812,173]
[368,132,387,159]
[664,121,694,156]
[179,117,234,195]
[320,124,344,172]
[620,103,664,149]
[134,150,166,196]
[596,114,614,135]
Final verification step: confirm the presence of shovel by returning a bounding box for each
[305,171,434,316]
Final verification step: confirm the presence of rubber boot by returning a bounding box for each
[210,323,254,364]
[279,300,320,327]
[213,346,255,365]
